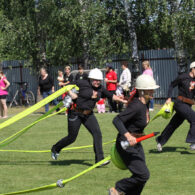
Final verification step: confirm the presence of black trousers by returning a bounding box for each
[157,100,195,146]
[115,139,150,195]
[107,90,117,112]
[53,110,104,162]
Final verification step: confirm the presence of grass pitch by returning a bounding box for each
[0,106,194,195]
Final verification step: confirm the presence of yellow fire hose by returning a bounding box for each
[0,102,65,148]
[0,156,111,195]
[0,85,78,131]
[0,84,114,194]
[0,139,115,153]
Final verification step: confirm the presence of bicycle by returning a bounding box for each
[9,82,35,108]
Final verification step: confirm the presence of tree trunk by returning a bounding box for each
[79,0,90,69]
[171,0,188,74]
[123,0,140,86]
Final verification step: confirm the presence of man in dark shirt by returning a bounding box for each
[156,61,195,151]
[75,65,88,81]
[51,68,127,166]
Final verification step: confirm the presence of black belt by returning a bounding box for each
[74,108,92,115]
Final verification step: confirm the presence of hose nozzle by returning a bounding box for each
[56,179,65,188]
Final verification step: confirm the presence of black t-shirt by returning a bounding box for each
[168,73,195,99]
[73,79,113,110]
[64,73,74,83]
[38,75,54,93]
[114,98,148,136]
[75,72,88,81]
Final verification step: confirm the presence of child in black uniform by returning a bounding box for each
[109,74,159,195]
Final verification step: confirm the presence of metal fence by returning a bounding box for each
[1,49,180,104]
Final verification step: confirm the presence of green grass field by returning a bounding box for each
[0,106,194,195]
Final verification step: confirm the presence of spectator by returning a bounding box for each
[59,65,73,87]
[119,61,131,97]
[37,67,59,113]
[96,98,106,114]
[116,85,124,113]
[75,65,88,81]
[58,66,73,102]
[105,64,117,113]
[57,70,65,102]
[57,70,64,85]
[0,71,10,118]
[142,60,154,111]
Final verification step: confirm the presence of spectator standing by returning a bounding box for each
[116,85,124,113]
[119,61,131,97]
[142,60,154,111]
[58,66,74,101]
[57,70,64,85]
[37,67,59,113]
[57,70,65,101]
[59,65,73,87]
[105,64,117,113]
[75,65,88,81]
[96,98,106,114]
[0,71,10,118]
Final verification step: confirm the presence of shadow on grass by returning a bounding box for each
[0,160,52,166]
[33,112,45,115]
[50,159,93,166]
[0,159,94,166]
[149,146,195,154]
[33,112,65,115]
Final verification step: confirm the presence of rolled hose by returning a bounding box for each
[110,144,127,170]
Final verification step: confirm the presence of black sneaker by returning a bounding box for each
[96,160,110,168]
[51,146,59,160]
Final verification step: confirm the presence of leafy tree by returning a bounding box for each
[0,0,194,70]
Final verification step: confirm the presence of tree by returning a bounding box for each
[0,0,194,70]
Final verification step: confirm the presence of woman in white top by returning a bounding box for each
[119,62,131,97]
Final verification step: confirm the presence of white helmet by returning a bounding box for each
[135,74,159,90]
[88,68,103,80]
[190,62,195,69]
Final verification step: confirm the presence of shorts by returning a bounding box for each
[0,95,7,99]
